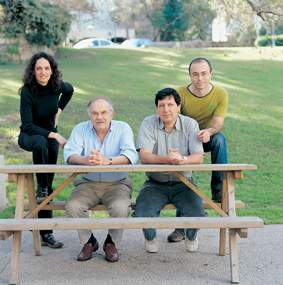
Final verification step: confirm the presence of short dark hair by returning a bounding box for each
[188,57,212,74]
[155,88,181,106]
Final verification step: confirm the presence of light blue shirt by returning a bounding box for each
[64,120,138,182]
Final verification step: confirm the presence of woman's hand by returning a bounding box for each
[54,108,62,128]
[55,133,67,148]
[48,132,67,148]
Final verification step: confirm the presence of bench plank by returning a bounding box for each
[1,200,246,241]
[33,200,245,211]
[0,217,263,231]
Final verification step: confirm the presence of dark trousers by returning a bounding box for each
[134,180,205,241]
[203,132,228,196]
[18,132,59,236]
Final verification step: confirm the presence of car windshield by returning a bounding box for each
[100,40,110,46]
[92,40,99,46]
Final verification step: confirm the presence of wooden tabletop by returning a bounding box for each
[0,163,257,174]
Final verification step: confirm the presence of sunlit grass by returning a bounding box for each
[0,47,282,223]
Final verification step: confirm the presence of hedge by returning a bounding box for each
[256,34,283,46]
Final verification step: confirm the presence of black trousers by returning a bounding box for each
[18,132,59,236]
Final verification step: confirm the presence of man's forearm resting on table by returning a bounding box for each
[140,150,170,164]
[140,149,203,164]
[183,153,203,164]
[110,155,131,165]
[67,154,130,165]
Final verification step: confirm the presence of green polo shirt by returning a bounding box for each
[177,84,228,130]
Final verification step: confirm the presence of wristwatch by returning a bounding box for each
[108,158,113,165]
[182,156,187,160]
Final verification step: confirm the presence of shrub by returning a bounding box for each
[1,0,71,48]
[256,34,283,46]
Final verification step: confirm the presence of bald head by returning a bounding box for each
[87,97,113,116]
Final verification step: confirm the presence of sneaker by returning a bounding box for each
[41,233,64,249]
[185,236,198,252]
[167,229,185,243]
[145,238,159,253]
[36,186,49,203]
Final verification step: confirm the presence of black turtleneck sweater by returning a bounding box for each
[19,81,74,137]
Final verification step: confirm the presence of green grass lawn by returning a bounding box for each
[0,47,283,224]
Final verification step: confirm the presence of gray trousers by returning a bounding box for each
[65,178,132,245]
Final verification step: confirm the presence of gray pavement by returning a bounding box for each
[0,225,282,285]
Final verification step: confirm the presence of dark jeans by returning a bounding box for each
[203,132,228,196]
[134,179,205,241]
[175,132,228,226]
[18,132,59,236]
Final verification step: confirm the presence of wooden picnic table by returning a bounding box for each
[0,163,263,284]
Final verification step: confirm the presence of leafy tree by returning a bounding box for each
[40,0,95,12]
[184,0,216,40]
[151,0,189,41]
[210,0,282,22]
[1,0,71,47]
[112,0,142,38]
[111,0,163,39]
[150,0,216,41]
[275,24,283,35]
[244,0,282,21]
[111,0,215,41]
[209,0,282,46]
[259,26,267,36]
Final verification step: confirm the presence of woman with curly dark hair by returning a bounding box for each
[18,51,74,248]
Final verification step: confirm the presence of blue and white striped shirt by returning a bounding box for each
[64,120,138,182]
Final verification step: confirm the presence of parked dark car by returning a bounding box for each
[111,37,127,44]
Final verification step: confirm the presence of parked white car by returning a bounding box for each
[73,38,119,49]
[121,38,153,48]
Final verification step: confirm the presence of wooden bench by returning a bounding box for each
[1,200,246,244]
[0,200,246,240]
[0,163,263,284]
[0,216,263,285]
[29,200,245,211]
[0,216,263,231]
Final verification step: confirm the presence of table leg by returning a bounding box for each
[10,232,22,285]
[226,171,239,283]
[174,172,228,217]
[219,173,228,256]
[26,174,41,256]
[26,173,78,218]
[10,174,25,285]
[229,229,239,283]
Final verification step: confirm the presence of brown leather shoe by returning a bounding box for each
[103,242,119,262]
[77,241,99,261]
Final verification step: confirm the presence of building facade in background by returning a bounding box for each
[67,0,135,42]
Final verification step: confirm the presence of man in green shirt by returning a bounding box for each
[168,57,228,242]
